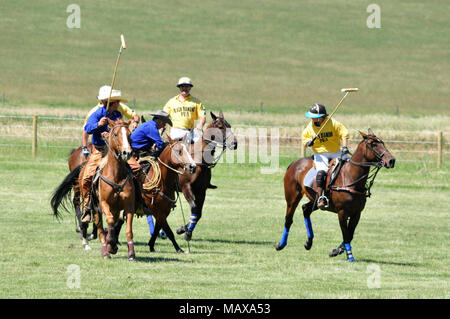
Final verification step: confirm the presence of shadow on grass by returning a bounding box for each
[134,256,192,263]
[193,237,274,246]
[356,258,420,267]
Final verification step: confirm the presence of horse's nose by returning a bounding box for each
[189,163,196,174]
[122,150,132,160]
[388,158,396,168]
[231,140,238,150]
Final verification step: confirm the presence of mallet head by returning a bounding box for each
[120,34,126,49]
[341,88,359,93]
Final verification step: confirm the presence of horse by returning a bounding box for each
[175,111,238,241]
[140,137,197,253]
[52,119,137,260]
[67,143,97,241]
[275,129,396,261]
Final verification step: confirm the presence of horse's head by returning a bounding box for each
[106,119,133,161]
[204,111,238,150]
[165,136,197,174]
[359,128,396,168]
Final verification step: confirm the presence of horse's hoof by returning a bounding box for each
[176,226,186,235]
[177,249,185,254]
[87,233,97,241]
[329,248,344,257]
[304,239,313,250]
[275,242,285,251]
[128,255,136,262]
[184,231,192,241]
[83,244,92,251]
[75,226,81,233]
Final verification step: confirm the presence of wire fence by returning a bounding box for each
[0,114,449,167]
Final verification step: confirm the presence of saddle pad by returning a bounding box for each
[303,167,317,188]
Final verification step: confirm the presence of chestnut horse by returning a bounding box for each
[52,119,136,260]
[275,129,395,261]
[175,111,238,241]
[140,137,197,253]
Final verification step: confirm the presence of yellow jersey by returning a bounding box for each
[83,102,136,125]
[163,94,206,129]
[302,118,349,154]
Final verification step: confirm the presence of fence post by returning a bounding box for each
[32,115,38,158]
[437,130,443,169]
[300,125,305,158]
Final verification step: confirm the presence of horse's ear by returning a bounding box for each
[210,112,217,121]
[168,136,174,144]
[359,130,368,139]
[368,128,374,136]
[141,115,146,123]
[219,111,224,119]
[126,120,132,126]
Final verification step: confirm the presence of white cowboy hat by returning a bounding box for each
[176,77,193,87]
[97,85,128,102]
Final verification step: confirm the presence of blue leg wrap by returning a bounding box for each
[344,243,355,261]
[147,215,155,235]
[187,213,199,232]
[279,227,290,248]
[304,217,314,239]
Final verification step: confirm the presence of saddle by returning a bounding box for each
[303,157,347,198]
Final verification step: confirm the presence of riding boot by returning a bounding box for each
[81,194,92,223]
[316,170,329,210]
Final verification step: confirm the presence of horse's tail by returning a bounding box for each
[50,164,83,219]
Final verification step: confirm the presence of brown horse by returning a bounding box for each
[275,129,396,261]
[86,119,137,260]
[141,137,197,253]
[175,111,238,241]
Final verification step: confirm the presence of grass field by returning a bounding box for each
[0,0,449,116]
[0,0,449,301]
[0,148,448,299]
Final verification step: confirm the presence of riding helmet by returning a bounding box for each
[305,103,328,118]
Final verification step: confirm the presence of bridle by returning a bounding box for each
[349,137,387,168]
[104,124,131,161]
[331,136,388,197]
[200,119,235,167]
[157,141,195,176]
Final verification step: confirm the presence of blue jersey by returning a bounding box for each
[130,120,165,151]
[84,106,122,146]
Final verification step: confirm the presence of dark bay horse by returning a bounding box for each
[275,129,395,261]
[68,143,97,241]
[141,137,197,253]
[52,119,137,260]
[176,111,238,241]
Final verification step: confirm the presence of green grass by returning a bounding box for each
[0,0,449,300]
[0,150,448,298]
[0,0,449,115]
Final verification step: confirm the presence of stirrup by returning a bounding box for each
[317,195,329,209]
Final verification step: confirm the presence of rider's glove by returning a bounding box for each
[82,146,90,159]
[340,146,350,155]
[306,139,314,147]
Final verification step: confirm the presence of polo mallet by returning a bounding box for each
[106,34,127,113]
[310,88,358,144]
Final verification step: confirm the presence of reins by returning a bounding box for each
[99,123,134,194]
[330,138,386,197]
